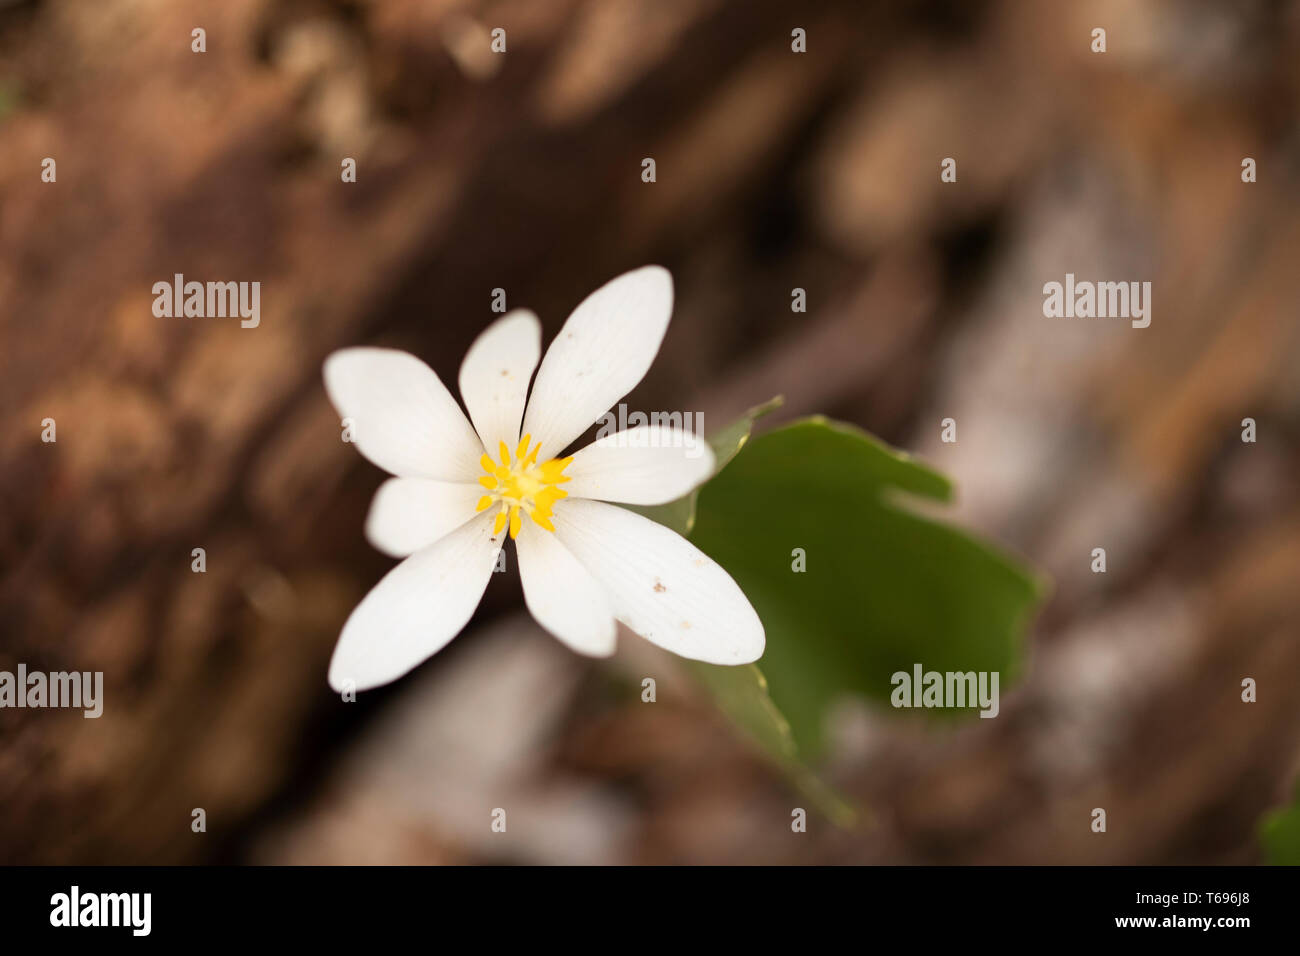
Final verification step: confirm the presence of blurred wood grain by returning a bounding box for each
[1,0,1298,863]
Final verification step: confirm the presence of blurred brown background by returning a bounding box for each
[2,0,1299,864]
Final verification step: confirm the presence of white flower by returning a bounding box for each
[323,266,765,691]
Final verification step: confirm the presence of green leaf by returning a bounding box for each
[1261,787,1300,864]
[632,407,1044,821]
[689,416,1047,762]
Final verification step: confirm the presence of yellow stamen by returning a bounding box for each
[475,434,573,536]
[539,457,574,484]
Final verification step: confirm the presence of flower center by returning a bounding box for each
[475,434,572,539]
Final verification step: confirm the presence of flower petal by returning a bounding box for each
[458,310,541,451]
[552,499,764,664]
[521,266,673,457]
[365,477,485,558]
[515,520,616,657]
[328,511,504,691]
[323,347,483,481]
[565,426,715,505]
